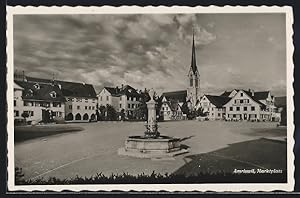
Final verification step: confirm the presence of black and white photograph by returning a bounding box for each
[6,6,294,192]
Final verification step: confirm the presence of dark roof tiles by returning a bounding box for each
[205,95,231,108]
[162,90,187,103]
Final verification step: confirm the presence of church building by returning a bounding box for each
[187,32,201,109]
[160,31,201,119]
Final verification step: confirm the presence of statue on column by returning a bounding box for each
[144,88,160,138]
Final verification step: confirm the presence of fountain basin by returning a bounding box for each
[118,135,189,159]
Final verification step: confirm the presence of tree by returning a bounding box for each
[196,107,207,117]
[106,104,117,121]
[120,109,125,121]
[21,112,29,124]
[98,105,106,121]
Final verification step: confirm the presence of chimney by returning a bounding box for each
[22,71,27,82]
[248,89,254,96]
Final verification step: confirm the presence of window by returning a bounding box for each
[69,105,72,109]
[120,97,122,101]
[195,79,198,87]
[132,104,135,108]
[240,92,243,97]
[240,100,244,104]
[77,106,80,110]
[92,106,95,110]
[162,107,164,111]
[100,96,102,101]
[85,106,87,110]
[89,106,91,110]
[76,98,82,102]
[128,104,130,108]
[229,107,233,111]
[233,114,236,118]
[24,101,33,106]
[85,98,89,103]
[236,107,240,111]
[24,111,34,117]
[244,106,247,111]
[92,99,95,103]
[218,113,221,117]
[14,100,16,106]
[33,83,40,90]
[14,110,19,117]
[190,78,193,86]
[247,99,250,103]
[106,96,109,101]
[234,100,237,104]
[26,89,33,97]
[53,102,61,107]
[49,91,57,98]
[251,106,255,111]
[212,113,214,116]
[120,104,122,108]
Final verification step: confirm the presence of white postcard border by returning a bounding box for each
[6,5,295,192]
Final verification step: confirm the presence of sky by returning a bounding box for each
[13,13,287,96]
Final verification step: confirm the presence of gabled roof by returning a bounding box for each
[241,90,266,106]
[25,76,97,98]
[162,90,187,103]
[162,100,181,112]
[220,89,238,97]
[104,85,141,97]
[220,91,232,97]
[15,80,65,102]
[205,95,231,108]
[253,91,270,100]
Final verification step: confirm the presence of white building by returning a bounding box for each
[159,96,184,121]
[223,89,280,121]
[14,80,65,123]
[97,84,142,116]
[198,95,230,120]
[14,74,98,123]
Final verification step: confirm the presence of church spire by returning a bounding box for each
[190,29,198,74]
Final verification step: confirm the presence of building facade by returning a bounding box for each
[97,85,143,116]
[14,80,65,123]
[198,95,230,120]
[14,74,97,123]
[159,96,184,121]
[223,89,280,121]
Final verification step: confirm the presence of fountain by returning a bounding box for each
[118,89,189,158]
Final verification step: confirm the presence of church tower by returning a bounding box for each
[187,31,200,109]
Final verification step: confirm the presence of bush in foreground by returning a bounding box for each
[15,167,286,185]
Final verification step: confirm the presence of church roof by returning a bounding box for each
[190,32,198,74]
[162,90,187,103]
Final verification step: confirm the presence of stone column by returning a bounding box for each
[144,89,159,138]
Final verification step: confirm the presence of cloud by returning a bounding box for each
[14,13,286,96]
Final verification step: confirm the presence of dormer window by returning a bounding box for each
[49,91,57,98]
[25,89,33,97]
[128,89,132,93]
[33,83,40,90]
